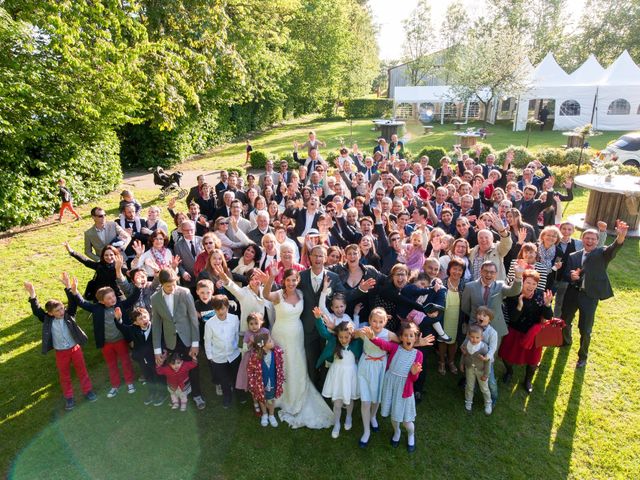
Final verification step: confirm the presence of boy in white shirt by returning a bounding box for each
[204,295,241,408]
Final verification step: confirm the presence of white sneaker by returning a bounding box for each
[127,384,136,394]
[331,424,340,439]
[465,401,472,412]
[344,416,353,431]
[193,396,206,410]
[261,414,269,427]
[484,402,493,415]
[215,385,223,396]
[107,387,119,398]
[269,415,278,427]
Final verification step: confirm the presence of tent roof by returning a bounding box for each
[569,54,605,85]
[532,52,570,86]
[601,50,640,85]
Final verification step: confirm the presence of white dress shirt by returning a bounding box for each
[163,291,174,316]
[204,313,241,363]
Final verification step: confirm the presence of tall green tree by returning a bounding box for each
[401,0,436,86]
[447,26,531,122]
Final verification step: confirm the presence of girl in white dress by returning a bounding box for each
[254,267,333,429]
[313,307,362,439]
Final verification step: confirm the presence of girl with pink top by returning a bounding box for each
[362,322,426,454]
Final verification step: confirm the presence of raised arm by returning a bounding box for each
[254,267,281,304]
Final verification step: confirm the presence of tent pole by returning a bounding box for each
[440,103,444,125]
[590,86,598,126]
[465,100,470,123]
[513,96,520,132]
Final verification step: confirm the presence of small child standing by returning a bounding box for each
[72,281,137,398]
[194,280,222,396]
[363,321,423,453]
[203,295,241,408]
[247,332,284,427]
[57,179,81,222]
[24,277,96,411]
[116,307,166,406]
[470,306,499,405]
[156,352,197,411]
[460,324,492,415]
[236,313,270,416]
[314,307,363,439]
[319,275,360,329]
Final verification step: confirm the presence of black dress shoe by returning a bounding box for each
[359,440,368,448]
[407,443,416,454]
[371,424,379,433]
[502,372,513,384]
[390,437,400,448]
[523,381,533,394]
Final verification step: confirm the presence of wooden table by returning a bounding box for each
[569,174,640,237]
[562,132,583,148]
[454,132,481,149]
[424,125,433,134]
[453,122,465,130]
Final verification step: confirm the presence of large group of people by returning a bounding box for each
[29,130,629,453]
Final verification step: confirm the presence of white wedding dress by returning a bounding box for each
[271,290,333,429]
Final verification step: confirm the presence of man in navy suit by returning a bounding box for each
[560,220,628,368]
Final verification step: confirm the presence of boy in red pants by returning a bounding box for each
[57,178,81,222]
[25,274,96,411]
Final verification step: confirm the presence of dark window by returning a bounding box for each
[559,100,580,116]
[607,99,630,115]
[612,135,640,151]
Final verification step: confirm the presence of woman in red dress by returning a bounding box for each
[499,269,553,394]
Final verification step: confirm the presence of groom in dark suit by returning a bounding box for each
[299,245,346,389]
[561,220,628,368]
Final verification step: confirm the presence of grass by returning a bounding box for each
[181,115,625,173]
[2,116,640,479]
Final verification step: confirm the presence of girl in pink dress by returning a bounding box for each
[236,313,269,415]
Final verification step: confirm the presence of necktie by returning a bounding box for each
[483,285,490,305]
[190,241,196,257]
[313,276,320,293]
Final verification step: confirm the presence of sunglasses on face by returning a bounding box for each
[94,214,105,218]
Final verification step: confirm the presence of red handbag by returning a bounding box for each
[534,318,566,348]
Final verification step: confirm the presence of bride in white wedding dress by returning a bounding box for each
[257,268,333,429]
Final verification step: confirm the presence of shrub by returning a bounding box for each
[402,148,414,162]
[564,147,596,166]
[467,142,495,163]
[343,98,393,118]
[227,167,246,177]
[551,164,591,183]
[0,131,122,230]
[416,146,448,166]
[496,145,535,168]
[250,150,269,169]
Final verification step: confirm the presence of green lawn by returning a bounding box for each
[183,115,625,173]
[2,117,640,479]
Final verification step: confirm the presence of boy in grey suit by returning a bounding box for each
[152,269,205,409]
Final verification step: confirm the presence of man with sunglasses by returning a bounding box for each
[83,207,131,261]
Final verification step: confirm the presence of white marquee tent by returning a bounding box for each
[513,50,640,131]
[392,51,640,132]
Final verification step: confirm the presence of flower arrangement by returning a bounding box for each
[591,159,620,181]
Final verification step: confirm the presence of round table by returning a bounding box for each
[454,132,482,149]
[372,120,405,142]
[569,174,640,237]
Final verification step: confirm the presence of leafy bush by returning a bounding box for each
[402,148,414,162]
[0,132,122,230]
[467,142,495,163]
[343,98,393,118]
[551,164,591,183]
[227,167,246,177]
[416,146,448,165]
[496,145,535,168]
[250,150,269,169]
[564,147,596,165]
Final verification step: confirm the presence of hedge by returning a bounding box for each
[416,146,449,165]
[120,101,289,170]
[0,131,122,230]
[343,98,393,118]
